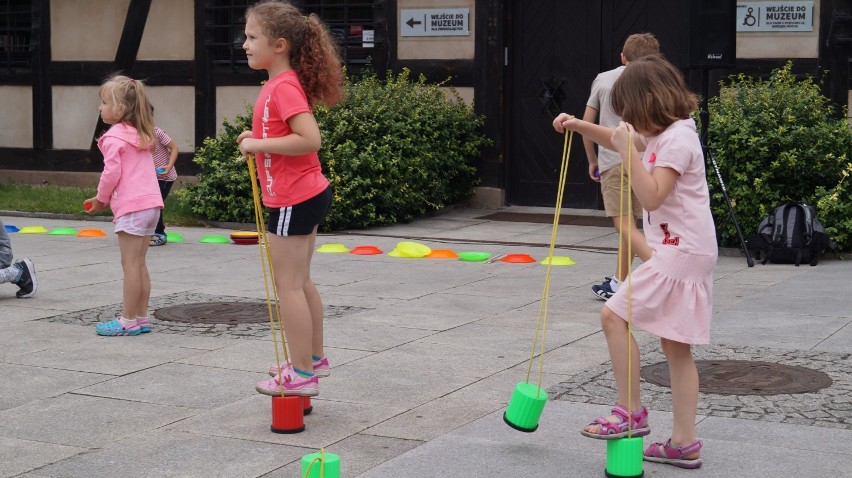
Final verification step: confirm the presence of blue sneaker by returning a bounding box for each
[592,277,619,300]
[14,258,37,298]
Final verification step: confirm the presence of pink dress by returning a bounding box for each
[605,119,717,344]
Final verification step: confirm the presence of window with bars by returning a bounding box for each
[202,0,382,72]
[0,0,32,70]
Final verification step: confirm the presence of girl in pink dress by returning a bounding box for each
[554,54,716,469]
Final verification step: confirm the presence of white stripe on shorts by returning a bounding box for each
[276,206,293,236]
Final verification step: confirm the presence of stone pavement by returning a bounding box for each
[1,207,850,478]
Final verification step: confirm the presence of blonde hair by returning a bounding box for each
[246,0,345,107]
[611,55,698,136]
[99,74,156,149]
[622,33,660,62]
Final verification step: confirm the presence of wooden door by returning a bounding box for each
[508,0,689,208]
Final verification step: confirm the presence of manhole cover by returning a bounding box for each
[155,302,274,325]
[641,360,832,395]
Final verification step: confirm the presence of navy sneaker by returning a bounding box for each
[14,257,37,298]
[591,277,618,300]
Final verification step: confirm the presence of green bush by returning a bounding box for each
[707,62,852,251]
[184,106,254,223]
[185,69,488,230]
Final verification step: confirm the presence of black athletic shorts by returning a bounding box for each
[266,185,332,236]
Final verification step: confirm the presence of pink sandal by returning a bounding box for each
[580,404,650,440]
[644,438,703,469]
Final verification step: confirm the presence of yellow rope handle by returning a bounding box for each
[302,448,326,478]
[626,132,634,435]
[246,154,290,394]
[525,130,573,389]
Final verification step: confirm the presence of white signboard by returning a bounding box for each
[400,8,470,37]
[736,2,814,32]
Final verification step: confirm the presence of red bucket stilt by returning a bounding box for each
[271,396,305,434]
[303,396,313,415]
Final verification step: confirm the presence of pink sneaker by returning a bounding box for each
[256,367,319,397]
[268,356,330,378]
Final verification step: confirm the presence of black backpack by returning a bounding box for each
[746,202,835,266]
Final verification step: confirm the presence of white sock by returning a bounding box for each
[609,277,620,292]
[0,263,22,284]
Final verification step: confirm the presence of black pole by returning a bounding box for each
[700,69,754,267]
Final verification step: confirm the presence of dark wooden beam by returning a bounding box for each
[51,61,195,85]
[89,0,153,156]
[0,148,199,175]
[195,2,217,147]
[32,0,52,149]
[474,0,506,189]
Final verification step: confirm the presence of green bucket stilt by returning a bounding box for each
[503,382,547,432]
[605,436,644,477]
[301,451,341,478]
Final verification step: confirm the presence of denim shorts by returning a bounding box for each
[114,207,161,236]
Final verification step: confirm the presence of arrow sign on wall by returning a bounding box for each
[406,17,423,29]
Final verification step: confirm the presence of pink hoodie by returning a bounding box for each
[96,123,164,220]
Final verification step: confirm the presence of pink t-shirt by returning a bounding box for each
[251,70,329,207]
[641,119,717,257]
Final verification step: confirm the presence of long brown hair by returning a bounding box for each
[100,74,156,149]
[611,55,698,136]
[246,0,345,107]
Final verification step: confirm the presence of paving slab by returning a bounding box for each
[360,401,851,478]
[2,209,850,478]
[0,436,86,478]
[0,394,195,448]
[36,429,304,478]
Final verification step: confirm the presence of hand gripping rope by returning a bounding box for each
[246,154,291,393]
[503,130,574,433]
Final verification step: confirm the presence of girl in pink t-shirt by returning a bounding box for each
[236,0,344,397]
[555,55,716,469]
[84,75,164,337]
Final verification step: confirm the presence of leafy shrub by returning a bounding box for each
[185,69,488,230]
[185,106,253,223]
[706,62,852,251]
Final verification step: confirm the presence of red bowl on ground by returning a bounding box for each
[501,253,536,263]
[350,245,383,255]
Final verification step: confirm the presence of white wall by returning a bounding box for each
[52,86,99,149]
[0,86,33,148]
[147,87,195,152]
[216,86,259,134]
[138,0,194,60]
[52,0,128,61]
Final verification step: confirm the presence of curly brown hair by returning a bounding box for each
[246,0,345,107]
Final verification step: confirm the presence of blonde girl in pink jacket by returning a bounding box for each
[84,75,163,336]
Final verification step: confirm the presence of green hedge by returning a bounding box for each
[707,62,852,252]
[185,69,489,231]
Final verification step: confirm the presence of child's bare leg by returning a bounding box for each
[583,306,642,434]
[117,232,150,319]
[660,337,701,458]
[268,233,313,373]
[611,215,651,281]
[304,226,324,359]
